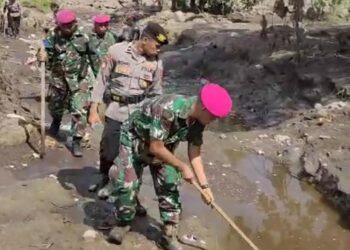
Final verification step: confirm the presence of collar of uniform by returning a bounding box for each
[178,96,197,120]
[127,42,146,63]
[65,26,85,41]
[91,30,110,39]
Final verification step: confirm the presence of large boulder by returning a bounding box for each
[0,118,39,146]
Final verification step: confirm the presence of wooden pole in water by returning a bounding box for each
[40,61,46,158]
[193,182,259,250]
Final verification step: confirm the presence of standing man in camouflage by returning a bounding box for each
[106,84,232,250]
[37,9,95,157]
[88,15,119,77]
[88,22,168,212]
[3,0,21,38]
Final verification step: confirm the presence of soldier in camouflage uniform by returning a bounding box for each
[88,23,168,211]
[3,0,21,38]
[88,15,119,77]
[106,84,232,250]
[38,9,95,157]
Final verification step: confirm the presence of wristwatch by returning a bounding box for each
[200,183,209,189]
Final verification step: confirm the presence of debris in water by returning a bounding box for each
[74,198,79,202]
[257,150,265,155]
[255,64,263,70]
[22,163,28,167]
[258,134,268,139]
[222,163,232,168]
[49,174,58,180]
[179,234,207,250]
[319,135,331,140]
[32,153,40,159]
[222,173,226,176]
[219,133,227,139]
[230,32,239,37]
[82,229,98,241]
[208,162,213,166]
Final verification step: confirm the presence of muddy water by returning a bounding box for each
[181,153,350,250]
[9,146,349,250]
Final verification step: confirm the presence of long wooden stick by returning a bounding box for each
[193,182,259,250]
[40,61,46,158]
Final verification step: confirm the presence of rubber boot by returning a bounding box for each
[71,137,83,157]
[97,180,113,199]
[158,223,183,250]
[136,196,147,217]
[88,174,109,193]
[108,223,131,245]
[48,118,61,137]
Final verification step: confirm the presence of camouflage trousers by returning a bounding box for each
[48,82,91,138]
[108,130,182,225]
[6,15,20,37]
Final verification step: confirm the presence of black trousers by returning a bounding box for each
[99,117,121,176]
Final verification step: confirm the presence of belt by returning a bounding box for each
[111,93,146,104]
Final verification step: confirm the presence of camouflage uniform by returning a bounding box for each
[88,30,118,77]
[44,26,95,138]
[109,94,205,224]
[3,0,21,37]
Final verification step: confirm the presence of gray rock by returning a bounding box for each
[174,11,186,22]
[0,118,37,146]
[176,29,200,45]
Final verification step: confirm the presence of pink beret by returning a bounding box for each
[56,9,76,25]
[200,83,232,118]
[93,15,111,24]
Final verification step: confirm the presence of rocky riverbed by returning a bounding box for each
[0,1,350,249]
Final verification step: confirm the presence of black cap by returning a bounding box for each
[142,22,168,45]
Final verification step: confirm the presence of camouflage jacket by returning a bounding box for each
[44,26,95,92]
[3,1,21,15]
[124,94,205,147]
[88,30,118,77]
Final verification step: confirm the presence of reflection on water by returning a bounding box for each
[182,153,349,250]
[12,140,349,249]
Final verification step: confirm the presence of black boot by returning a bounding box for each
[48,118,61,137]
[108,223,131,245]
[158,223,183,250]
[136,196,147,217]
[88,174,109,193]
[71,136,83,157]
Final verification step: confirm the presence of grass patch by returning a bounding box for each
[0,0,51,12]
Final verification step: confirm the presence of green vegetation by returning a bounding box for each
[309,0,350,20]
[0,0,51,12]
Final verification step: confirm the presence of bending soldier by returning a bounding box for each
[107,84,232,250]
